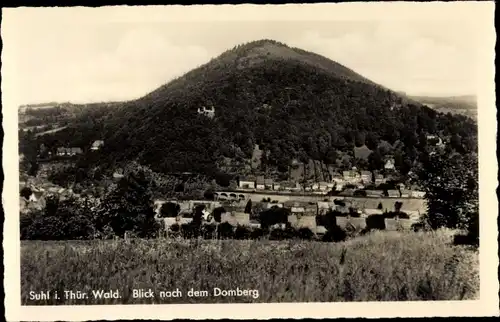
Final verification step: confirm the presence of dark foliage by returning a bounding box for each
[322,226,347,242]
[297,227,314,240]
[366,214,386,230]
[217,222,235,239]
[202,223,217,239]
[417,149,478,243]
[259,206,290,231]
[159,202,181,218]
[384,211,410,219]
[169,223,181,232]
[20,187,32,199]
[234,225,252,240]
[269,228,289,241]
[97,170,160,238]
[212,207,225,223]
[250,227,264,239]
[244,199,252,214]
[20,196,98,240]
[203,189,215,200]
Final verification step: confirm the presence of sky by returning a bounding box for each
[3,4,487,105]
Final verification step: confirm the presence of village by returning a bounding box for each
[20,131,431,236]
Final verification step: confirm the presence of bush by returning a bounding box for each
[20,186,32,199]
[181,223,194,239]
[366,214,386,230]
[322,225,347,242]
[217,222,234,239]
[234,225,252,240]
[384,211,409,219]
[411,214,432,232]
[212,207,225,223]
[160,202,181,218]
[250,227,264,239]
[269,228,288,241]
[203,223,217,239]
[169,223,180,232]
[203,189,215,200]
[283,225,298,239]
[297,227,314,240]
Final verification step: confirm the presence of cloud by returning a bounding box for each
[289,21,477,96]
[10,19,478,104]
[14,26,212,103]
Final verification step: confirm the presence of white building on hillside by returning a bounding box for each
[197,106,215,118]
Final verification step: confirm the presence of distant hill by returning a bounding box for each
[25,39,478,182]
[409,95,477,120]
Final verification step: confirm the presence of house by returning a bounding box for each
[365,190,384,197]
[384,158,395,170]
[56,147,66,156]
[343,170,361,183]
[28,190,44,202]
[57,147,82,156]
[255,176,265,190]
[221,212,250,226]
[426,135,444,147]
[410,190,426,198]
[304,202,318,215]
[291,206,305,214]
[318,182,330,191]
[91,140,104,151]
[264,178,274,190]
[360,171,372,184]
[364,208,384,216]
[387,190,400,198]
[272,182,281,190]
[374,173,386,185]
[113,172,125,181]
[317,201,331,215]
[238,176,256,189]
[264,202,283,209]
[197,106,215,118]
[282,181,301,192]
[334,182,345,191]
[68,147,83,156]
[400,189,411,198]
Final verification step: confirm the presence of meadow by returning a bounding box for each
[21,229,479,305]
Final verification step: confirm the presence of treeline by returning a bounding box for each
[21,168,159,240]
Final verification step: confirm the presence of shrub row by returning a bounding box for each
[165,222,346,242]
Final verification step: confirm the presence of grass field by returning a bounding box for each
[21,229,479,305]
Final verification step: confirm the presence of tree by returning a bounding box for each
[394,201,403,213]
[98,169,159,238]
[368,150,384,171]
[417,150,478,232]
[244,199,252,214]
[160,202,181,218]
[20,187,32,200]
[203,189,215,200]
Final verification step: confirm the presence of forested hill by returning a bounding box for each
[29,39,477,178]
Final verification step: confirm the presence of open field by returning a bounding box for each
[21,229,478,305]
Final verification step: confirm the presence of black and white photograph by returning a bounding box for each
[2,2,498,320]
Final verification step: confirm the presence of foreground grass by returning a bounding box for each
[21,229,478,304]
